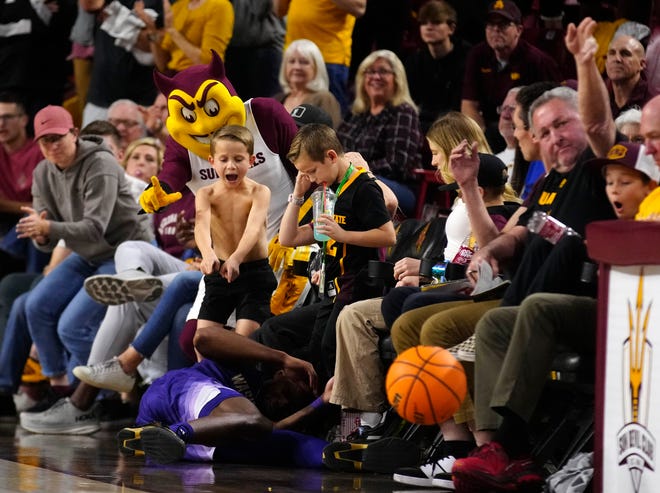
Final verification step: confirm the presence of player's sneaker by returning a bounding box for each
[117,424,185,464]
[323,436,421,474]
[84,269,163,305]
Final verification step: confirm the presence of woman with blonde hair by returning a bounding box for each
[120,137,165,199]
[338,50,424,216]
[273,39,341,127]
[427,112,519,204]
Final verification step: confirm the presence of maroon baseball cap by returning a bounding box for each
[33,105,74,140]
[587,142,660,182]
[487,0,522,24]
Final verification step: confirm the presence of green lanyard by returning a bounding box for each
[335,163,354,196]
[319,163,354,297]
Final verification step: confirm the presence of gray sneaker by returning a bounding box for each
[19,397,100,435]
[73,358,136,393]
[84,269,163,305]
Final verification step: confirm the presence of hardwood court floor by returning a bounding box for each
[0,423,427,493]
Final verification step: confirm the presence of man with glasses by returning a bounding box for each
[495,86,520,180]
[0,93,47,277]
[461,0,561,152]
[107,99,148,153]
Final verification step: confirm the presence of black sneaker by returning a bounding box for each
[117,424,185,464]
[322,441,369,472]
[323,437,421,474]
[99,399,137,430]
[346,410,409,443]
[394,438,476,488]
[363,436,423,474]
[393,453,457,489]
[0,393,17,423]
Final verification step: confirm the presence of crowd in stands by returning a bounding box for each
[2,0,660,491]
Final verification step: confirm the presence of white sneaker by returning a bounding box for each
[19,397,100,435]
[393,454,456,489]
[73,358,136,393]
[84,269,163,305]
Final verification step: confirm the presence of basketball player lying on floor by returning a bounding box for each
[117,326,329,466]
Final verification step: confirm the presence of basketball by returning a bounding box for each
[386,345,467,425]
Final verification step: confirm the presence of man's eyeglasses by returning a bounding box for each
[497,105,516,115]
[364,69,395,77]
[0,113,23,122]
[109,118,140,128]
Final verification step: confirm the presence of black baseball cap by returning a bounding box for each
[438,153,509,191]
[487,0,522,24]
[290,104,333,128]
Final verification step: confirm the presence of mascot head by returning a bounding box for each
[154,51,246,158]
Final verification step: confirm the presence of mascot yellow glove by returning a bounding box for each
[139,176,183,213]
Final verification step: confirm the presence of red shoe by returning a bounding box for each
[452,442,543,492]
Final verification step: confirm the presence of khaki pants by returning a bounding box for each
[390,298,501,423]
[391,299,501,353]
[330,298,389,412]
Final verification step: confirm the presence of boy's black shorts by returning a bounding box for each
[198,258,277,325]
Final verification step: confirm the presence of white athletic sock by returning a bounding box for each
[359,411,382,428]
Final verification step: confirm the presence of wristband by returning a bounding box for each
[288,194,304,206]
[310,396,325,409]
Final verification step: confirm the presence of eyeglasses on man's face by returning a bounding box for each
[497,105,516,116]
[109,118,140,128]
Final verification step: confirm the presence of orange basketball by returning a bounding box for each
[386,345,467,425]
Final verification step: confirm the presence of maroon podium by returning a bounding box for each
[587,220,660,493]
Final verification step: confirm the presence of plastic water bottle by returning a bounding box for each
[527,211,579,244]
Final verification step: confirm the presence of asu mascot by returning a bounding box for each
[140,51,311,326]
[139,50,298,239]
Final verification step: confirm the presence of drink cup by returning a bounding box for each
[312,187,336,242]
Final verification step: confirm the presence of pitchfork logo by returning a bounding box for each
[617,268,656,492]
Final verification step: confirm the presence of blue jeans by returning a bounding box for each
[0,225,50,273]
[0,273,41,344]
[25,253,114,378]
[132,270,202,369]
[381,286,470,330]
[326,63,350,116]
[0,291,34,394]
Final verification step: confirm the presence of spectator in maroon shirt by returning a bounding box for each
[605,34,656,119]
[461,0,561,152]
